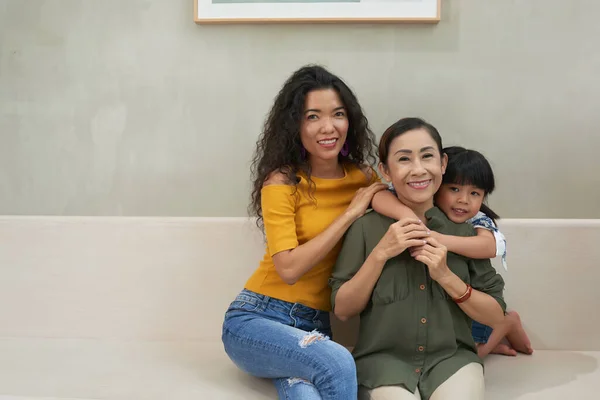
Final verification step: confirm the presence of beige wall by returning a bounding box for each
[1,0,599,218]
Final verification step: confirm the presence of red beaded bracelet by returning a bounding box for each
[453,284,472,304]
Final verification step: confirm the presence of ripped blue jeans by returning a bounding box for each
[221,289,357,399]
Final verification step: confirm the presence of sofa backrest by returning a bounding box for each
[0,217,598,350]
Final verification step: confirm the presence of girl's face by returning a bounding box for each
[380,128,446,211]
[300,89,349,164]
[435,183,485,223]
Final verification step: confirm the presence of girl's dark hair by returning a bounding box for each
[379,117,443,166]
[249,64,377,229]
[442,146,500,221]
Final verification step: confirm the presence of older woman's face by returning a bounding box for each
[381,128,446,208]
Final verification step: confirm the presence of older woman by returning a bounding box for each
[329,117,506,400]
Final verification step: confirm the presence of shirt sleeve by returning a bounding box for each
[468,212,508,269]
[261,185,299,256]
[468,257,507,312]
[387,183,397,196]
[329,218,366,310]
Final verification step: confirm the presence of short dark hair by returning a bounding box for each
[442,146,500,221]
[379,117,443,166]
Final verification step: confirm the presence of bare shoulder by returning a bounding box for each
[263,169,295,187]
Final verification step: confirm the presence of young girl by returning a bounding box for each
[372,146,533,357]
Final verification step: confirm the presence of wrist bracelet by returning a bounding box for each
[453,284,472,304]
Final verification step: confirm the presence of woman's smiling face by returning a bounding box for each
[381,128,446,210]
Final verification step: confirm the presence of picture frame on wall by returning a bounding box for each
[194,0,441,24]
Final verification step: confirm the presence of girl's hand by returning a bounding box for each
[345,182,388,221]
[373,219,430,262]
[409,237,451,282]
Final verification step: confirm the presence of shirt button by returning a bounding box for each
[421,318,427,324]
[419,284,426,290]
[418,346,425,352]
[415,368,421,373]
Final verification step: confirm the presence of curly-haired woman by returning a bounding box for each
[221,65,398,399]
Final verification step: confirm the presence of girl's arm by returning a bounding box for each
[372,189,421,221]
[432,228,496,259]
[373,188,496,259]
[412,237,505,328]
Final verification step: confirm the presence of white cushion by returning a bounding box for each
[0,338,597,399]
[0,216,599,398]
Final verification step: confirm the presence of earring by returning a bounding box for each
[301,147,306,159]
[340,141,349,157]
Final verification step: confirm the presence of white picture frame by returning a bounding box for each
[194,0,441,24]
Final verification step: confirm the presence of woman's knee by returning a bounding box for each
[334,346,357,380]
[359,385,420,400]
[314,340,356,379]
[310,341,357,399]
[430,363,484,400]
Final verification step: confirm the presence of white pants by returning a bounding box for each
[358,363,484,400]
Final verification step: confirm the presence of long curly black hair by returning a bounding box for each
[249,65,378,229]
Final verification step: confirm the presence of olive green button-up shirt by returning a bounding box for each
[330,207,506,400]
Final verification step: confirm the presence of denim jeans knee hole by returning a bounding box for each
[287,377,313,387]
[298,329,329,348]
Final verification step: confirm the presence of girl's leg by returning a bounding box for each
[504,310,533,354]
[476,311,533,358]
[223,312,356,400]
[476,322,516,358]
[478,340,517,358]
[429,363,484,400]
[358,385,421,400]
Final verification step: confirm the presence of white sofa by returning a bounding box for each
[0,216,598,400]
